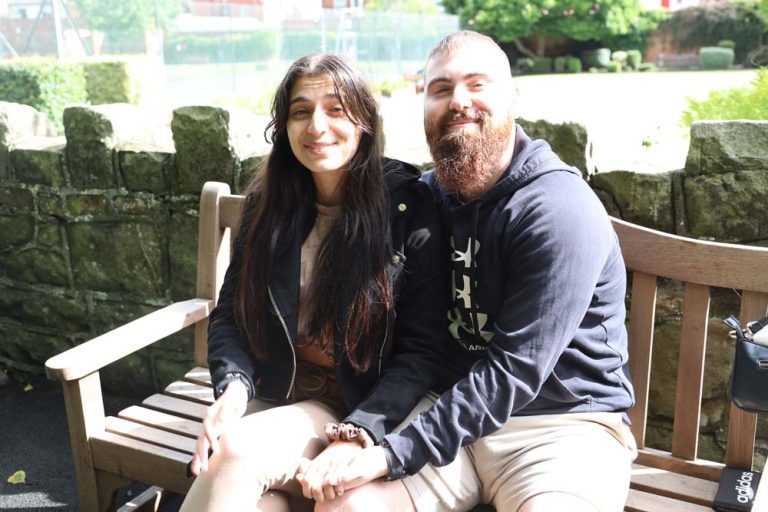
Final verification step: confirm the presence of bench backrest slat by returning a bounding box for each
[671,282,710,460]
[613,219,768,292]
[627,271,658,450]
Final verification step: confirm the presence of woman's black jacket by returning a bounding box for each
[206,158,447,443]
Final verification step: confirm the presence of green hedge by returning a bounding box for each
[0,58,87,130]
[0,57,157,129]
[82,60,136,104]
[699,47,735,69]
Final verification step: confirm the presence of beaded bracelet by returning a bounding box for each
[325,422,374,448]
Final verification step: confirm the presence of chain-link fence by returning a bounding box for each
[1,1,458,106]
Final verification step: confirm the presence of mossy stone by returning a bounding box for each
[12,145,65,186]
[68,221,165,296]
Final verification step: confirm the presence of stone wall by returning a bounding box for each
[0,101,267,397]
[0,101,766,464]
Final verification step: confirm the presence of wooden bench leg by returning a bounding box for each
[116,486,163,512]
[61,373,108,512]
[96,470,132,511]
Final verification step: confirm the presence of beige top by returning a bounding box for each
[296,203,340,367]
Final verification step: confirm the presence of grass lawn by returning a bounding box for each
[379,69,758,174]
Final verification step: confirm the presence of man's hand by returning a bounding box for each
[188,380,248,476]
[296,440,362,502]
[335,446,389,490]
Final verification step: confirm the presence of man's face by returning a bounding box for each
[423,45,517,198]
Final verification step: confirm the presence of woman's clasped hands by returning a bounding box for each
[296,443,391,502]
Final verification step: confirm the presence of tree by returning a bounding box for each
[364,0,438,15]
[72,0,181,34]
[441,0,653,57]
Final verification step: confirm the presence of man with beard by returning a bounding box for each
[301,31,637,512]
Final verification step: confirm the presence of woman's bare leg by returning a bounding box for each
[180,400,338,512]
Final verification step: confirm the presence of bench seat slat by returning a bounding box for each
[164,380,214,405]
[625,488,712,512]
[142,394,209,421]
[118,405,203,438]
[105,416,198,454]
[635,448,723,482]
[184,366,213,387]
[630,464,717,506]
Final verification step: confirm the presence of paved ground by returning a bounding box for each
[0,372,181,511]
[377,69,757,173]
[166,67,757,175]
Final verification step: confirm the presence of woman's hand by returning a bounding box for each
[296,444,390,501]
[296,440,362,502]
[188,380,249,476]
[334,446,389,491]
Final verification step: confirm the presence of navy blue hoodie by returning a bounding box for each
[381,125,635,478]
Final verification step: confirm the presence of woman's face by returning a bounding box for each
[286,74,362,191]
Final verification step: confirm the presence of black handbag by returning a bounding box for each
[724,315,768,414]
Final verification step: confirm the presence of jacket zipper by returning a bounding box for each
[377,307,391,378]
[268,286,297,399]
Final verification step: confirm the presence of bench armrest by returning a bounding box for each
[45,298,213,382]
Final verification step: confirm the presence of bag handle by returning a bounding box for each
[724,315,748,341]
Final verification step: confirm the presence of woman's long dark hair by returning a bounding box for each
[237,53,391,372]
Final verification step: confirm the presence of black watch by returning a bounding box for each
[213,372,253,401]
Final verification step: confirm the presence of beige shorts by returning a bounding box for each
[398,395,638,512]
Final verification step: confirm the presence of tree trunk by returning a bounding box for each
[512,37,536,59]
[536,34,547,56]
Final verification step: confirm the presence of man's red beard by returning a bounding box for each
[425,109,514,200]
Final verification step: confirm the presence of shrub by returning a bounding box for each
[566,56,583,73]
[606,61,622,73]
[699,46,735,69]
[638,62,656,72]
[82,60,136,104]
[532,57,553,74]
[626,50,642,70]
[554,56,568,73]
[582,48,611,68]
[718,39,736,49]
[682,68,768,126]
[516,57,534,73]
[611,50,628,65]
[0,58,87,129]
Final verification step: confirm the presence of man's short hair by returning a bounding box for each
[426,30,511,76]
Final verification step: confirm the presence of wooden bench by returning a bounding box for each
[45,181,768,511]
[656,52,699,69]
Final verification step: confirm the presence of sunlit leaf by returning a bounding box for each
[23,383,33,392]
[7,470,26,484]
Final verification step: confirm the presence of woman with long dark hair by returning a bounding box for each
[180,53,446,511]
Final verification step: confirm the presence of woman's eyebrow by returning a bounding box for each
[289,93,341,106]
